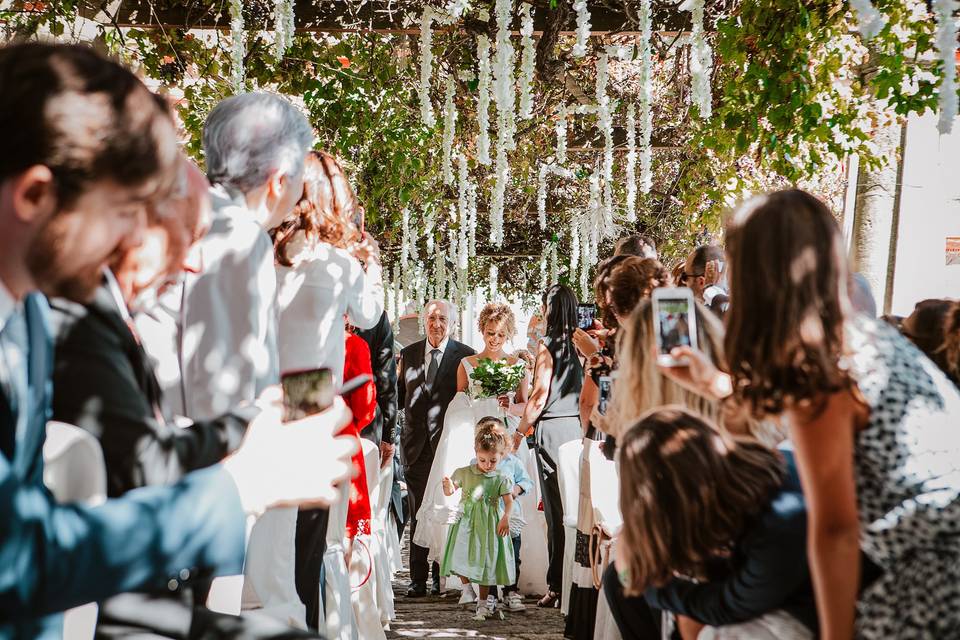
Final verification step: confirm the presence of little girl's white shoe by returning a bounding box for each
[458,586,477,607]
[473,603,492,620]
[506,592,526,611]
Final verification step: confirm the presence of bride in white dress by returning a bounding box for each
[414,304,539,583]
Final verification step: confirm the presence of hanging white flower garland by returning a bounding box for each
[229,0,245,93]
[539,252,548,291]
[850,0,887,40]
[572,0,591,58]
[400,207,411,270]
[680,0,713,119]
[638,0,654,194]
[442,76,458,185]
[273,0,295,60]
[579,214,592,300]
[518,3,536,120]
[555,104,568,164]
[537,163,576,230]
[570,213,581,272]
[476,35,492,165]
[596,51,615,233]
[467,181,478,257]
[493,0,517,151]
[625,103,637,223]
[549,241,560,286]
[457,153,470,270]
[489,264,499,301]
[489,145,509,246]
[933,0,959,134]
[418,8,437,128]
[424,208,436,254]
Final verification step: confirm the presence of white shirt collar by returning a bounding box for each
[427,336,449,355]
[0,278,19,334]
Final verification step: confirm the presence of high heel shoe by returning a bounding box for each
[536,590,559,608]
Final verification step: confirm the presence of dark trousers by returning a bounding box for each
[294,508,330,629]
[534,433,570,593]
[602,563,664,639]
[404,450,440,585]
[501,534,522,595]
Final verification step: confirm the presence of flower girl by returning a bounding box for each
[440,422,516,620]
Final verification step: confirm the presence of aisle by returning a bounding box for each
[386,533,566,639]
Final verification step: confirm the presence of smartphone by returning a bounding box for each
[651,287,698,367]
[597,374,614,415]
[282,367,334,422]
[577,303,596,331]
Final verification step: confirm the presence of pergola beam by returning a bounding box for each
[74,0,693,34]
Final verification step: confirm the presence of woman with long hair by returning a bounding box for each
[267,150,384,631]
[663,189,960,638]
[608,407,815,640]
[516,283,584,608]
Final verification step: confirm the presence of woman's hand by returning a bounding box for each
[589,406,612,435]
[442,477,454,497]
[573,328,600,358]
[497,394,511,410]
[351,232,381,266]
[497,515,510,537]
[512,430,524,453]
[657,346,731,401]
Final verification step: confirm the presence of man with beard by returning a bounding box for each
[0,42,355,638]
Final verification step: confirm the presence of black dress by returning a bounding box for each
[534,335,584,594]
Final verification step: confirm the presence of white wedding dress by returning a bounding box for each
[413,358,549,595]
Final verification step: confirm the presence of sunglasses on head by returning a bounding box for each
[679,272,704,284]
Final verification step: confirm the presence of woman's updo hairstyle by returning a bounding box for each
[478,302,517,337]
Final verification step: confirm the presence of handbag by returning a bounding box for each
[585,434,622,589]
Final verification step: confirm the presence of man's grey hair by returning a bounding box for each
[422,299,459,331]
[202,92,314,194]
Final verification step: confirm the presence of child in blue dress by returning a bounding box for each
[440,421,516,620]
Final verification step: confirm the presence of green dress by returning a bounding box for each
[440,464,516,586]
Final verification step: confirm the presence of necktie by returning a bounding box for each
[1,308,29,435]
[426,348,441,385]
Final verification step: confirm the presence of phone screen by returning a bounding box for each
[282,368,334,422]
[598,375,613,415]
[577,304,596,331]
[656,297,694,355]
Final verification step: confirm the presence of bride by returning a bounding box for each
[413,303,530,568]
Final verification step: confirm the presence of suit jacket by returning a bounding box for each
[49,282,253,498]
[357,311,397,445]
[397,338,474,466]
[0,293,246,638]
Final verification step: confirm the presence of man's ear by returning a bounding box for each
[9,165,57,224]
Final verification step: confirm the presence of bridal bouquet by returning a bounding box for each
[469,358,525,399]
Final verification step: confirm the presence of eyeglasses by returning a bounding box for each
[679,272,704,284]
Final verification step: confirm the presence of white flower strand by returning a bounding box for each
[850,0,887,40]
[537,163,576,230]
[680,0,713,119]
[555,104,568,164]
[489,145,509,246]
[638,0,654,194]
[625,102,637,223]
[442,76,458,185]
[273,0,295,59]
[539,252,548,290]
[457,154,470,270]
[400,207,411,269]
[467,181,478,257]
[549,241,560,286]
[579,214,591,300]
[489,264,499,301]
[570,213,581,271]
[493,0,517,151]
[418,8,436,128]
[572,0,591,58]
[933,0,959,134]
[476,35,492,165]
[596,51,615,232]
[518,3,536,120]
[229,0,245,94]
[424,208,436,254]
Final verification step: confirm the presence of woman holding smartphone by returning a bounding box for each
[662,189,960,639]
[516,283,584,608]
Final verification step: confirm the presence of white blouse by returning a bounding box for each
[275,232,384,385]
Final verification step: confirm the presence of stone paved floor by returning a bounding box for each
[385,532,566,640]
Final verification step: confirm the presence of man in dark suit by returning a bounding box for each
[0,42,354,638]
[397,299,475,597]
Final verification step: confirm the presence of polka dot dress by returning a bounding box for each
[845,318,960,639]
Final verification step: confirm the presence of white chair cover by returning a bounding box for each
[44,421,107,640]
[556,439,583,616]
[322,480,357,640]
[350,439,386,640]
[372,453,398,626]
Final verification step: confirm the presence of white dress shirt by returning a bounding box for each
[179,185,280,421]
[275,232,384,385]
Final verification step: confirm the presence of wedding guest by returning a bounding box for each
[566,257,671,640]
[607,408,816,639]
[342,324,377,546]
[898,298,960,387]
[663,189,960,638]
[613,233,658,259]
[681,244,724,304]
[516,284,584,608]
[0,41,354,637]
